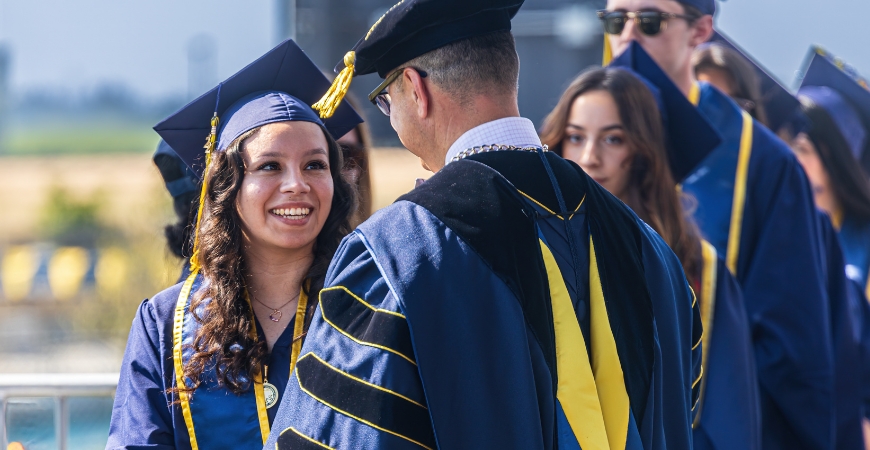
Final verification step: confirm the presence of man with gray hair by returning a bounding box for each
[266,1,700,448]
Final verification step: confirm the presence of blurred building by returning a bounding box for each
[285,0,605,145]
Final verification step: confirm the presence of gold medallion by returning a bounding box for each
[263,381,279,409]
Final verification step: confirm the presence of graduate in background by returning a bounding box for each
[106,40,362,450]
[267,0,701,448]
[691,35,867,450]
[788,48,870,444]
[541,45,759,450]
[692,42,769,127]
[793,48,870,292]
[599,1,834,447]
[152,139,200,283]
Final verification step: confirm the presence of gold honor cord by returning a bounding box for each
[174,269,309,446]
[174,270,203,450]
[246,286,310,443]
[693,241,719,428]
[726,112,754,274]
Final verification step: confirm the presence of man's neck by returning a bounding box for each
[429,97,520,171]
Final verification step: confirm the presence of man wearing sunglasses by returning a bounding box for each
[600,1,835,449]
[265,0,703,448]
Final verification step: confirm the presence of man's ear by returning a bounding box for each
[689,15,714,47]
[404,68,430,119]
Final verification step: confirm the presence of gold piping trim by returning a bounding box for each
[692,366,704,388]
[173,270,201,450]
[281,427,335,449]
[295,356,432,450]
[726,111,754,274]
[301,353,426,408]
[517,190,586,221]
[319,287,416,366]
[321,285,406,318]
[693,241,718,427]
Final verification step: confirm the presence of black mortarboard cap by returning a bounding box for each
[610,41,722,181]
[311,0,524,119]
[798,46,870,166]
[704,31,800,133]
[154,39,362,178]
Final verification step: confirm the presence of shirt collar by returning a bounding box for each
[444,117,542,166]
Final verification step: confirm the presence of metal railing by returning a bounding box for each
[0,373,118,450]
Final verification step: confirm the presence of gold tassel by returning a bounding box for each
[312,51,355,119]
[189,113,219,272]
[602,36,613,66]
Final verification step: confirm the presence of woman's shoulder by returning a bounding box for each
[138,279,190,327]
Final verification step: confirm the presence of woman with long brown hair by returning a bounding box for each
[541,63,760,450]
[106,40,362,450]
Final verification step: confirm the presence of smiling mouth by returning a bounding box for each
[270,208,311,219]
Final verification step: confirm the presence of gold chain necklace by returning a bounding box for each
[250,291,300,322]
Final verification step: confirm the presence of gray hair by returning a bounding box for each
[399,31,519,105]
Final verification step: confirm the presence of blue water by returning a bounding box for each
[5,396,112,450]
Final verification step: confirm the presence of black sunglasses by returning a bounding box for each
[596,10,693,36]
[368,67,428,116]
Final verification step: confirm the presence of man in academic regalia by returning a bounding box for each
[600,0,834,448]
[265,1,701,449]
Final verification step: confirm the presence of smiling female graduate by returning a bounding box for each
[105,40,362,450]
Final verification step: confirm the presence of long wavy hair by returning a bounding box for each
[182,123,355,395]
[799,97,870,224]
[541,67,703,284]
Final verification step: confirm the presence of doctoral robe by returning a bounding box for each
[266,150,701,450]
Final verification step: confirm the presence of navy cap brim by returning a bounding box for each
[705,31,800,133]
[154,39,362,177]
[610,41,722,181]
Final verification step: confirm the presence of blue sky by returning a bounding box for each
[0,0,865,100]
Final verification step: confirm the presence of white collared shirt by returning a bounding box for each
[444,117,542,166]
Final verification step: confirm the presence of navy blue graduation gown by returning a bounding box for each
[683,83,835,449]
[106,276,298,450]
[265,151,700,450]
[839,217,870,295]
[693,243,760,450]
[817,213,866,449]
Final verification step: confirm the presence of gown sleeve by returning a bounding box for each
[106,300,176,450]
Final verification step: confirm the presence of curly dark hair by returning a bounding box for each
[181,123,355,395]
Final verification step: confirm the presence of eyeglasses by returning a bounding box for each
[368,67,428,116]
[596,10,693,36]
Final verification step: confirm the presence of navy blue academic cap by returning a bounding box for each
[152,140,198,199]
[704,31,800,133]
[677,0,715,15]
[799,47,870,161]
[610,41,722,181]
[340,0,524,78]
[154,39,363,178]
